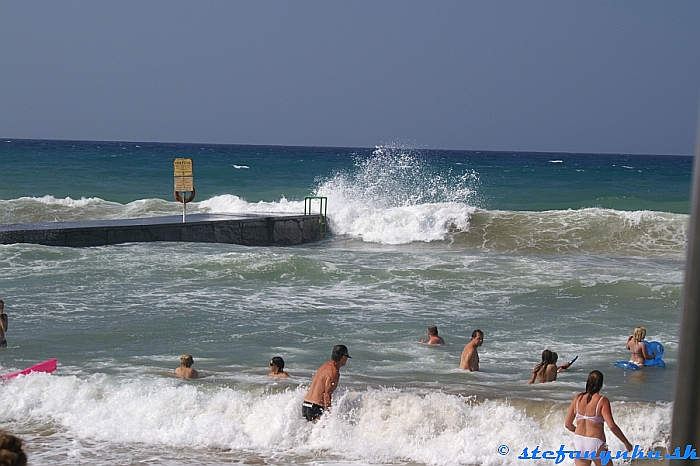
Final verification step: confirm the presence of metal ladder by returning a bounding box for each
[304,196,328,237]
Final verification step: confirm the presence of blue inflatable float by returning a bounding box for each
[614,340,665,370]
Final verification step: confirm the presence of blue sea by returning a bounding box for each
[0,139,691,465]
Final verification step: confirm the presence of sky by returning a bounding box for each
[1,1,700,155]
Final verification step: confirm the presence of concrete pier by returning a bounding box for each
[0,213,327,247]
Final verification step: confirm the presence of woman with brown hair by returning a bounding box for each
[565,370,633,465]
[528,349,555,384]
[528,349,574,384]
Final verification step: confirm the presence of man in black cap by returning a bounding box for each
[302,345,351,422]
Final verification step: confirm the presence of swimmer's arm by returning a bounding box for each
[459,346,469,369]
[527,369,537,384]
[469,354,479,372]
[472,350,480,371]
[601,398,633,452]
[564,398,577,433]
[322,374,335,410]
[0,314,7,332]
[557,362,572,372]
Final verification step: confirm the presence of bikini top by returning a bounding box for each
[575,395,605,423]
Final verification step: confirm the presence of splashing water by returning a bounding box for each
[314,146,480,244]
[319,146,479,208]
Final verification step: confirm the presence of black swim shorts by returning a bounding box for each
[0,339,6,349]
[302,401,324,421]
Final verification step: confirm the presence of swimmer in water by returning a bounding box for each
[302,345,350,422]
[625,327,654,367]
[175,354,199,379]
[421,325,445,345]
[268,356,290,378]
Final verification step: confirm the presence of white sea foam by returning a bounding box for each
[193,146,482,245]
[322,201,475,244]
[455,208,688,257]
[310,145,480,244]
[200,194,304,214]
[31,195,105,207]
[0,373,671,466]
[0,148,688,255]
[0,196,182,223]
[307,195,475,245]
[0,194,687,257]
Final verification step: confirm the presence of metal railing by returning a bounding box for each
[304,196,328,237]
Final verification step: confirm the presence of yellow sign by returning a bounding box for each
[174,158,194,192]
[174,158,193,177]
[174,176,194,192]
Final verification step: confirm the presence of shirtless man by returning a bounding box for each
[302,345,350,422]
[459,329,483,371]
[626,326,654,366]
[175,354,199,379]
[421,325,445,345]
[0,300,8,349]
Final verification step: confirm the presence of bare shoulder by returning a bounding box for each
[175,367,198,379]
[317,361,337,377]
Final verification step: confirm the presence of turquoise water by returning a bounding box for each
[0,139,690,465]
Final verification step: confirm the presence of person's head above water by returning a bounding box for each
[471,329,484,346]
[331,345,351,361]
[270,356,285,371]
[583,370,604,402]
[541,349,554,364]
[180,354,194,368]
[632,326,647,344]
[0,430,27,466]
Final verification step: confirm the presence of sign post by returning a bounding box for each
[174,158,195,223]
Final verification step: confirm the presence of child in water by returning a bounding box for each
[528,349,575,384]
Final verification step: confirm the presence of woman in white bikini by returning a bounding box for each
[564,371,633,465]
